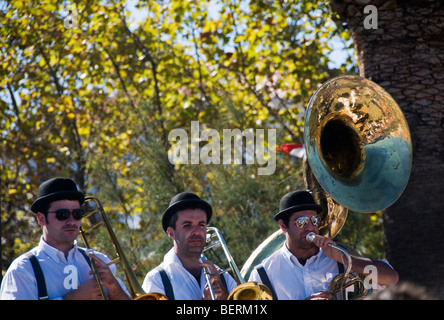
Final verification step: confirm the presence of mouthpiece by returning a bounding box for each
[306,232,316,242]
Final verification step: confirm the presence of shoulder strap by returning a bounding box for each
[220,272,228,292]
[156,267,175,300]
[337,261,344,274]
[254,265,278,300]
[336,262,346,299]
[77,248,91,267]
[25,252,48,300]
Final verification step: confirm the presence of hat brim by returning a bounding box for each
[273,203,323,221]
[31,191,85,213]
[162,199,212,232]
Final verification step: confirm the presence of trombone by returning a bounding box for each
[306,232,367,300]
[80,196,167,300]
[203,227,273,300]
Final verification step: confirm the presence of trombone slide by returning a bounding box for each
[200,254,217,300]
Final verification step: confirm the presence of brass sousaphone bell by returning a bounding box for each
[304,75,412,213]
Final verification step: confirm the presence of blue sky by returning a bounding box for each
[125,0,353,69]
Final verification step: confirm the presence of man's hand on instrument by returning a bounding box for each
[307,234,344,262]
[305,291,332,300]
[88,254,130,300]
[201,259,228,300]
[63,278,103,300]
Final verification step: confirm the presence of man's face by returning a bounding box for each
[279,210,320,250]
[37,199,82,247]
[167,209,207,256]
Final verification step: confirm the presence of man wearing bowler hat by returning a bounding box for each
[248,190,399,300]
[0,177,130,300]
[142,192,237,300]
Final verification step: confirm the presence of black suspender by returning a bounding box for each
[156,267,175,300]
[337,262,344,274]
[25,248,92,300]
[25,252,48,300]
[254,265,278,300]
[77,248,92,266]
[336,262,346,299]
[219,272,228,291]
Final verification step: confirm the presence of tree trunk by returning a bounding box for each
[330,0,444,298]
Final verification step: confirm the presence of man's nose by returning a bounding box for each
[65,212,79,224]
[192,226,203,234]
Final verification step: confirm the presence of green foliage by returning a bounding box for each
[336,211,386,260]
[0,0,370,286]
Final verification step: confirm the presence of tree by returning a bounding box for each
[330,0,444,298]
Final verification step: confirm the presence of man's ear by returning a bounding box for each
[37,212,47,227]
[166,227,175,240]
[278,219,287,233]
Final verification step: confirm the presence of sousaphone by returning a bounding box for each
[241,75,412,281]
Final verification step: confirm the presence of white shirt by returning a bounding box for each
[142,248,238,300]
[0,237,129,300]
[248,244,340,300]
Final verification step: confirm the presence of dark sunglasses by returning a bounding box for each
[295,215,321,228]
[47,208,84,221]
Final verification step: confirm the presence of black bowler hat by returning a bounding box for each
[31,177,85,213]
[162,192,212,232]
[274,190,323,221]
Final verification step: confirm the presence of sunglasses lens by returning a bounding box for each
[55,209,71,220]
[295,217,309,228]
[312,216,321,226]
[72,209,84,220]
[54,209,84,221]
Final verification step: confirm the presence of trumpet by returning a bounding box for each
[203,227,273,300]
[306,232,367,300]
[80,196,167,300]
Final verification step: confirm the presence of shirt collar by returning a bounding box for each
[282,243,325,267]
[163,247,184,267]
[38,236,79,263]
[163,247,206,282]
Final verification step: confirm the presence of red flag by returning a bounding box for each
[276,143,305,159]
[276,143,303,154]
